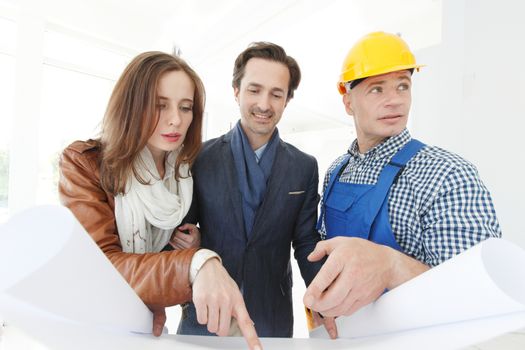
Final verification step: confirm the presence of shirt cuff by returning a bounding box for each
[189,248,221,284]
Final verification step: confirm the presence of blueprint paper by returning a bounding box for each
[0,205,152,333]
[1,207,525,349]
[310,238,525,339]
[1,292,525,350]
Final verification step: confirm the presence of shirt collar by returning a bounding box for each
[347,128,412,160]
[254,143,267,163]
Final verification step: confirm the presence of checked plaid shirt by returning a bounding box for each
[319,129,501,266]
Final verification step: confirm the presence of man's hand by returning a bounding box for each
[313,312,338,339]
[170,224,201,250]
[303,237,394,317]
[303,237,429,318]
[192,258,262,350]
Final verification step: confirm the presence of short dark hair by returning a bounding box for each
[232,42,301,100]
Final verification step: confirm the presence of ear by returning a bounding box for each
[233,87,240,104]
[343,93,354,116]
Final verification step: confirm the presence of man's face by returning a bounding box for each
[344,70,412,150]
[234,57,290,148]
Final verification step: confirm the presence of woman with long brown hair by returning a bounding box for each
[58,51,261,349]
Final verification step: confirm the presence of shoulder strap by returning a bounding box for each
[366,139,426,219]
[316,154,351,231]
[388,139,425,168]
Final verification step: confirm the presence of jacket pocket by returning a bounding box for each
[288,190,305,195]
[325,189,357,212]
[324,190,357,237]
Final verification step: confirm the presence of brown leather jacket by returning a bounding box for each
[58,139,197,309]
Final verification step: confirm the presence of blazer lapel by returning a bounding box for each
[249,140,287,242]
[220,132,247,240]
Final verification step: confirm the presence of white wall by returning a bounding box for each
[411,0,525,248]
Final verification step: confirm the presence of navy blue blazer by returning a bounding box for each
[178,129,323,337]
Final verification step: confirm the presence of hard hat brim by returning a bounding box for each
[338,64,425,95]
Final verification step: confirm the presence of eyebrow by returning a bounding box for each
[157,95,193,103]
[366,75,411,87]
[247,82,285,95]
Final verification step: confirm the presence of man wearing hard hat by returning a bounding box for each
[303,32,501,321]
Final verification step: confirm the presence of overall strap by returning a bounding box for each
[316,154,351,231]
[389,139,426,170]
[366,139,426,220]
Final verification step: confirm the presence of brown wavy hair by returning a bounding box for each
[232,42,301,100]
[99,51,205,195]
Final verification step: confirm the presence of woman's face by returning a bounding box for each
[147,70,195,160]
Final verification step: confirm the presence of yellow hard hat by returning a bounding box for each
[337,31,423,94]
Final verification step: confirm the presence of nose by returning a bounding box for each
[384,87,403,107]
[256,93,272,111]
[167,108,182,126]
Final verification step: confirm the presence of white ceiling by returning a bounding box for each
[3,0,443,137]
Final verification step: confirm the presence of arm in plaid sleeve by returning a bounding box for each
[421,161,501,266]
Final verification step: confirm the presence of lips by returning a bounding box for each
[250,107,273,120]
[161,132,181,142]
[379,114,403,120]
[251,111,274,125]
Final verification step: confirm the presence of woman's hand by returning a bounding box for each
[170,223,201,250]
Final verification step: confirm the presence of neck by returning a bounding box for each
[147,146,166,179]
[241,125,273,150]
[356,135,386,154]
[248,135,270,150]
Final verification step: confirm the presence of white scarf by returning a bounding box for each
[114,147,193,253]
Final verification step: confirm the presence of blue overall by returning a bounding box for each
[317,139,425,251]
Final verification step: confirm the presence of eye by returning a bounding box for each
[369,86,382,93]
[179,105,193,113]
[156,103,167,110]
[247,88,259,94]
[398,83,410,91]
[272,93,283,99]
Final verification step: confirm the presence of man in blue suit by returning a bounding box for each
[178,42,333,338]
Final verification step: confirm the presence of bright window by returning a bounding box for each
[36,65,115,204]
[35,28,134,205]
[0,16,16,223]
[0,15,16,54]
